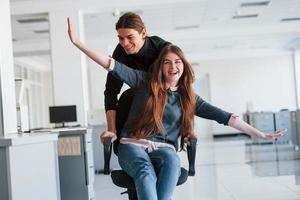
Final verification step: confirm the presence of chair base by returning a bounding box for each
[94,169,112,174]
[121,189,138,200]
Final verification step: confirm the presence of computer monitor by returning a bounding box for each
[49,105,77,127]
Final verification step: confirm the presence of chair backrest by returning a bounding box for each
[113,88,135,155]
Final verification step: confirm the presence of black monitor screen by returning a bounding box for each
[49,105,77,123]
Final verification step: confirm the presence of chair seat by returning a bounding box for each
[111,167,188,189]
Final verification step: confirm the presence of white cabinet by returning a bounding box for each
[0,133,60,200]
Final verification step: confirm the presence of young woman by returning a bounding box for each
[103,12,171,141]
[67,18,286,200]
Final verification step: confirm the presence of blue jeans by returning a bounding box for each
[118,143,181,200]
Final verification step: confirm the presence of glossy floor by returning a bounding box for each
[94,136,300,200]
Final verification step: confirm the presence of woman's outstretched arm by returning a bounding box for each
[228,115,286,140]
[67,17,113,69]
[67,17,148,88]
[195,96,286,140]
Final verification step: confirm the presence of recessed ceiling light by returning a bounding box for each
[240,1,270,7]
[34,30,49,34]
[175,25,199,30]
[232,14,259,19]
[17,18,48,24]
[191,62,200,66]
[281,17,300,22]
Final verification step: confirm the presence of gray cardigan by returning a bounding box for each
[110,61,232,149]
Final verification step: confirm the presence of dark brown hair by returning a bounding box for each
[115,12,145,33]
[130,45,196,149]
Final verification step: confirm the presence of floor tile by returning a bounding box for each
[93,137,300,200]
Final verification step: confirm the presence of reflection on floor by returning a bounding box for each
[94,136,300,200]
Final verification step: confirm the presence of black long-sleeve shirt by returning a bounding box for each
[104,36,170,111]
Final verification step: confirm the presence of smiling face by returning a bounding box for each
[162,52,184,87]
[117,28,146,54]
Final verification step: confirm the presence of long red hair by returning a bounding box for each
[130,45,196,149]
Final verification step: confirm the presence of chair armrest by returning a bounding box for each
[103,137,113,175]
[187,138,197,176]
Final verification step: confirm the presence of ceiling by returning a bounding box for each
[10,0,300,67]
[11,13,49,42]
[83,0,300,60]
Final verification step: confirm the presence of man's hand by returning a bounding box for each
[100,131,117,142]
[184,133,198,146]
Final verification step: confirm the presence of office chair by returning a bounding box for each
[103,89,197,200]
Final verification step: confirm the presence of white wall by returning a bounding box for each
[195,53,297,134]
[294,50,300,109]
[0,0,18,135]
[49,11,90,126]
[43,71,54,127]
[87,59,109,110]
[194,74,213,139]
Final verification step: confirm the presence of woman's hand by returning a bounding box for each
[100,131,117,143]
[261,128,287,140]
[67,17,79,45]
[66,17,112,69]
[229,114,287,140]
